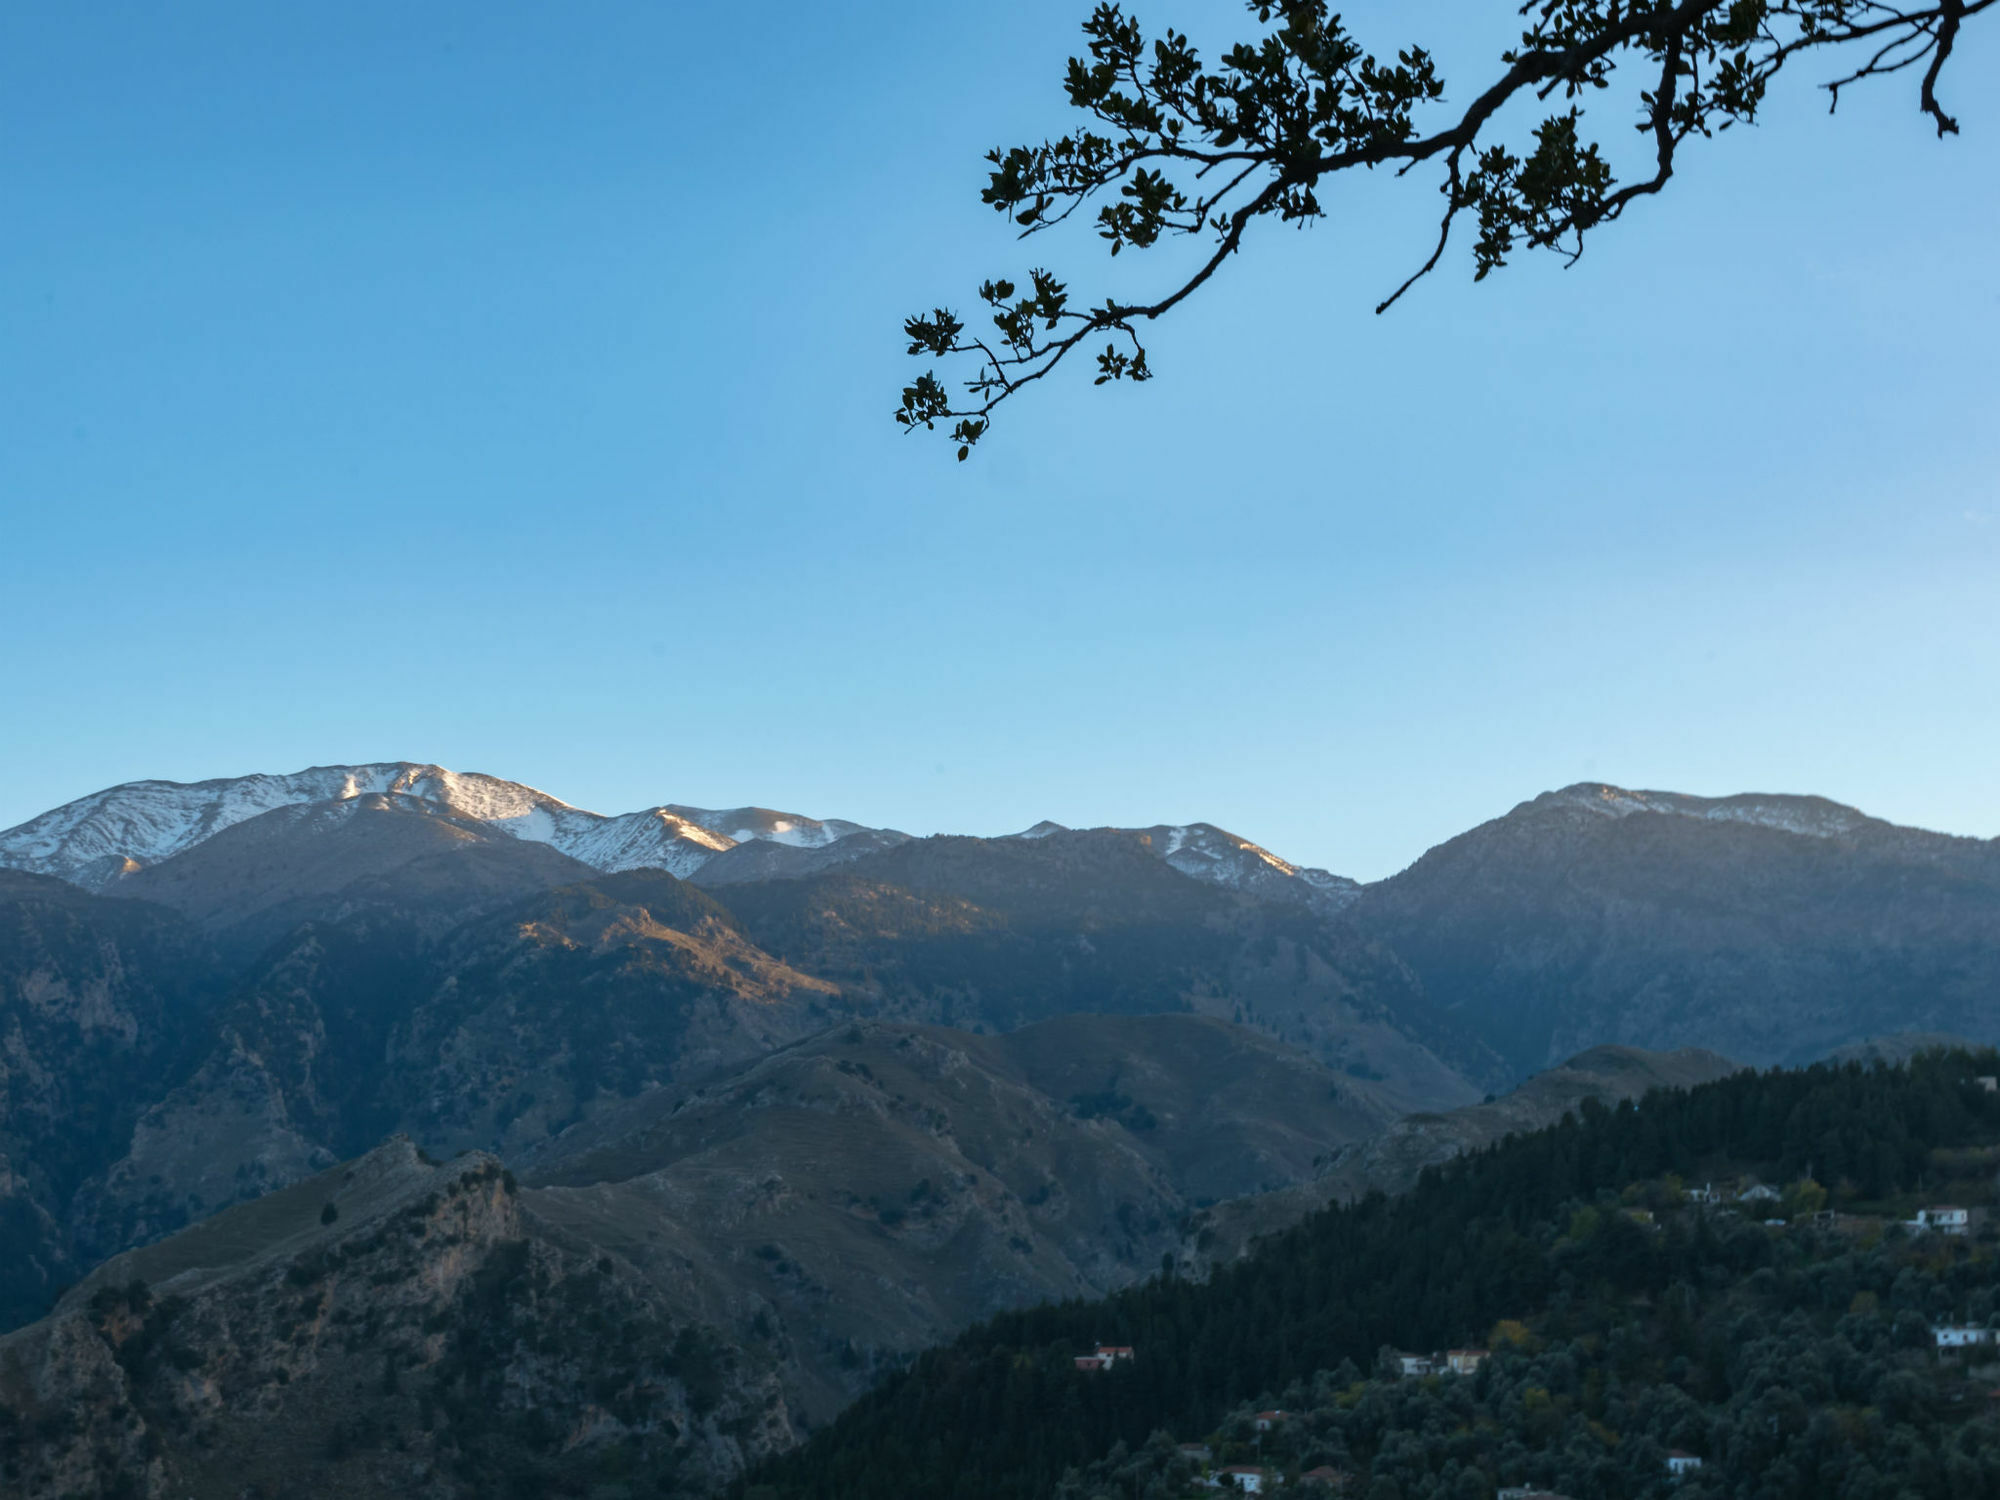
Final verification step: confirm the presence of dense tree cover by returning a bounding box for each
[1049,1213,2000,1500]
[743,1051,2000,1499]
[896,0,1992,456]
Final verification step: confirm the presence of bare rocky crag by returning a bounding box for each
[0,1139,791,1500]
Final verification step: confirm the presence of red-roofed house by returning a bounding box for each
[1074,1344,1135,1372]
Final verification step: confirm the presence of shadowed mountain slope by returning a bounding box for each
[1183,1042,1744,1268]
[67,869,843,1267]
[0,873,220,1328]
[0,1014,1402,1495]
[722,828,1499,1107]
[119,792,595,958]
[1350,783,2000,1077]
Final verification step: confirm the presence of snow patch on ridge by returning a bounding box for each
[0,763,888,889]
[1548,784,1875,840]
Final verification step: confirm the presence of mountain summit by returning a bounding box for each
[0,763,905,889]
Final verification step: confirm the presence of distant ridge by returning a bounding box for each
[0,762,1368,912]
[0,762,905,889]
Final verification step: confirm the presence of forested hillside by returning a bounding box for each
[745,1052,2000,1500]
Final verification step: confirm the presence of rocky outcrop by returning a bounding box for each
[0,1139,792,1499]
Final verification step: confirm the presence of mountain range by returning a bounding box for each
[0,761,1995,1497]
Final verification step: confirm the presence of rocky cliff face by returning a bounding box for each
[0,872,220,1327]
[0,1139,793,1500]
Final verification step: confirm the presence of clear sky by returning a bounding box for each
[3,2,1995,880]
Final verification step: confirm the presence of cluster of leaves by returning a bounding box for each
[741,1049,2000,1499]
[897,0,1991,453]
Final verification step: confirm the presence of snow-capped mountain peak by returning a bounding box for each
[0,763,897,889]
[1004,817,1360,915]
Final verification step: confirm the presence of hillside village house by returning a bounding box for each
[1737,1184,1781,1206]
[1934,1324,1995,1349]
[1073,1343,1135,1372]
[1909,1206,1971,1235]
[1666,1451,1705,1478]
[1395,1352,1438,1377]
[1178,1442,1213,1464]
[1252,1410,1287,1432]
[1218,1465,1272,1493]
[1446,1348,1489,1375]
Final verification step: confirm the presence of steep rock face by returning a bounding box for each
[1350,784,2000,1077]
[0,763,901,888]
[0,1140,792,1500]
[0,873,219,1327]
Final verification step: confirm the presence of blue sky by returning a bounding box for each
[2,2,1995,879]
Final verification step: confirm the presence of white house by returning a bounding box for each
[1737,1184,1781,1205]
[1447,1349,1489,1376]
[1219,1466,1271,1494]
[1911,1206,1971,1235]
[1934,1325,1994,1349]
[1396,1352,1437,1378]
[1252,1410,1287,1432]
[1666,1451,1705,1478]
